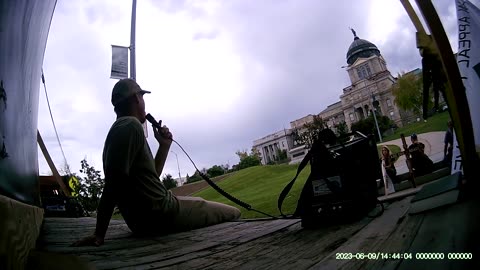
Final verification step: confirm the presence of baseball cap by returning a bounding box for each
[111,78,151,106]
[411,133,417,140]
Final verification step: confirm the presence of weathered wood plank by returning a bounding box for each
[43,217,124,227]
[162,220,265,242]
[40,218,299,269]
[172,216,373,270]
[410,172,460,202]
[363,210,425,270]
[398,198,480,270]
[89,219,299,269]
[40,224,133,245]
[310,197,413,270]
[26,250,96,270]
[40,219,249,254]
[0,194,44,270]
[37,195,477,270]
[143,220,299,269]
[378,186,422,202]
[409,189,459,215]
[42,223,129,234]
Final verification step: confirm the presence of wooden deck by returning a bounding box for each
[34,194,479,270]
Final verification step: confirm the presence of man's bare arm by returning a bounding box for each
[72,174,123,247]
[152,124,173,177]
[155,145,171,177]
[94,177,117,239]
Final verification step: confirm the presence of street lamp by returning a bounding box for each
[170,150,182,183]
[371,93,383,143]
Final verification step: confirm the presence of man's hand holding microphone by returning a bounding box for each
[146,114,172,147]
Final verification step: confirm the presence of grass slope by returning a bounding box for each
[383,111,450,141]
[193,164,311,219]
[194,112,451,219]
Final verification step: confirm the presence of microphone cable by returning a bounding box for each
[146,113,278,219]
[172,139,279,219]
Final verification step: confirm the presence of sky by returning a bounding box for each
[37,0,477,181]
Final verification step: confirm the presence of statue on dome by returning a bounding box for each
[350,27,357,38]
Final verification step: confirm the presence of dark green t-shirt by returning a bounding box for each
[102,116,178,231]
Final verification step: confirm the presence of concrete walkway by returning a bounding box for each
[378,131,446,175]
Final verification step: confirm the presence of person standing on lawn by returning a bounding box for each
[444,120,454,168]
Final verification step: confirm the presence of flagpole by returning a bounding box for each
[130,0,136,81]
[129,0,148,137]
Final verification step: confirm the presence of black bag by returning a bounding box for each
[278,130,382,228]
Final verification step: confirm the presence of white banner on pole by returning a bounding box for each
[111,45,129,79]
[456,0,480,150]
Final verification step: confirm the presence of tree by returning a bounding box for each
[221,163,230,174]
[162,174,177,190]
[74,158,105,212]
[58,162,72,176]
[235,148,261,170]
[275,148,289,164]
[186,171,203,183]
[294,115,327,149]
[334,121,349,144]
[228,165,238,172]
[350,114,394,142]
[291,129,302,147]
[392,71,432,115]
[334,121,349,138]
[207,165,225,178]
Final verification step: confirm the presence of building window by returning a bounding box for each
[292,151,305,158]
[349,113,355,121]
[387,99,392,107]
[357,64,372,80]
[282,142,285,147]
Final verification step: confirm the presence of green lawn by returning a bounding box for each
[112,111,451,221]
[194,146,401,220]
[194,112,451,219]
[382,111,450,142]
[193,164,311,219]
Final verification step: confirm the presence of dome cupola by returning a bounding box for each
[346,29,380,65]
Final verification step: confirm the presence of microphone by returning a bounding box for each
[146,113,162,129]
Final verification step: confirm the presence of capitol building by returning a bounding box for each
[253,31,419,165]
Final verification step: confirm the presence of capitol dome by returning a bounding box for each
[346,30,380,65]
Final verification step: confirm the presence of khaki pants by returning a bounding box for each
[171,196,241,232]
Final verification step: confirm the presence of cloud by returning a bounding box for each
[193,30,219,40]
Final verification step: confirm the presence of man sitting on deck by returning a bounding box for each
[73,79,241,247]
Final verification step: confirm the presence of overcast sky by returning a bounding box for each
[37,0,477,180]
